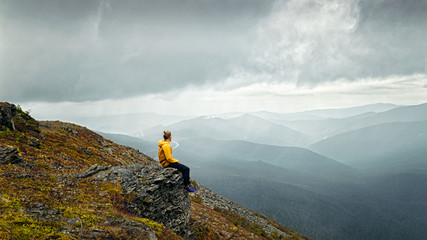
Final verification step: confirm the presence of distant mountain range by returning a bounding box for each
[96,102,427,240]
[1,102,307,240]
[142,114,312,147]
[252,103,398,121]
[66,112,192,137]
[279,103,427,141]
[310,120,427,173]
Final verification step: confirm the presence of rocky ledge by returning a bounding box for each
[0,146,23,164]
[0,102,17,131]
[70,164,191,234]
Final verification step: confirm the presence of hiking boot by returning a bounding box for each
[184,185,196,192]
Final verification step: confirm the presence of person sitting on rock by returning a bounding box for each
[158,130,198,192]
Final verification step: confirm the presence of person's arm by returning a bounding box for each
[162,144,179,163]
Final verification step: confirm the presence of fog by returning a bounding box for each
[1,1,427,239]
[1,0,426,117]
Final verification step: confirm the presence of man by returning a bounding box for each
[158,130,198,192]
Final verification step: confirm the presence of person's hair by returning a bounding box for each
[163,131,172,140]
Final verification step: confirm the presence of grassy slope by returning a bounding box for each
[0,106,305,240]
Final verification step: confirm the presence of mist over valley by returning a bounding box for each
[98,102,427,240]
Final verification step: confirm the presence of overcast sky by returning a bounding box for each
[1,0,426,117]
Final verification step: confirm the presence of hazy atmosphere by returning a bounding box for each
[1,1,427,240]
[1,0,426,117]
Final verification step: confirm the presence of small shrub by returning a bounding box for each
[132,217,183,240]
[191,194,203,204]
[81,214,97,227]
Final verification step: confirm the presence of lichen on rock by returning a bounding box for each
[72,163,191,233]
[0,146,23,164]
[0,102,17,131]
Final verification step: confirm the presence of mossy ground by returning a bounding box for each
[1,105,307,240]
[188,198,309,240]
[0,108,182,239]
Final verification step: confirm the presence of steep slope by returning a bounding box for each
[0,102,306,240]
[97,131,157,157]
[143,114,311,147]
[310,121,427,172]
[180,157,417,240]
[99,122,427,240]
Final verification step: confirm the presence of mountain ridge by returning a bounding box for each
[142,113,312,147]
[0,102,307,240]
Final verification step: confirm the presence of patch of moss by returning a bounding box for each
[190,179,200,188]
[132,217,183,240]
[188,217,220,239]
[212,207,295,240]
[13,106,40,134]
[190,194,204,204]
[0,197,69,240]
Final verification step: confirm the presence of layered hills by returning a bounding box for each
[310,120,427,172]
[97,102,427,240]
[0,102,307,240]
[142,114,311,147]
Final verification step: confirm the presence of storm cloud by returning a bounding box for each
[0,0,426,102]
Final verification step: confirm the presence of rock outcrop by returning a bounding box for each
[0,102,307,239]
[0,146,23,164]
[0,102,17,131]
[72,164,191,233]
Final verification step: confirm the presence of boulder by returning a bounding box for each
[28,137,41,148]
[0,146,23,164]
[73,164,191,233]
[0,102,17,131]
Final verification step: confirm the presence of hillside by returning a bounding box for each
[176,138,359,181]
[95,106,427,239]
[310,121,427,172]
[0,102,307,240]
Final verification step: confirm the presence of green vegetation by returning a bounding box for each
[0,194,69,240]
[132,217,183,240]
[1,105,305,240]
[0,112,172,239]
[214,207,276,239]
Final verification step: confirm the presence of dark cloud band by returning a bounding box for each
[0,0,426,102]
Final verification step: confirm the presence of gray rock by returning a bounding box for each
[27,202,59,221]
[80,147,92,155]
[28,137,41,148]
[73,164,110,178]
[96,137,109,147]
[100,147,113,155]
[0,146,23,164]
[0,102,17,131]
[67,218,81,225]
[74,164,191,233]
[61,126,78,136]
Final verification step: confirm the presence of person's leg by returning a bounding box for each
[167,162,190,186]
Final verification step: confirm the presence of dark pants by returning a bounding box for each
[167,162,190,186]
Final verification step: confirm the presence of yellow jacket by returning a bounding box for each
[158,140,179,167]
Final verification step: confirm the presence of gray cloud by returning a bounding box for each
[247,0,427,86]
[0,0,275,101]
[0,0,426,102]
